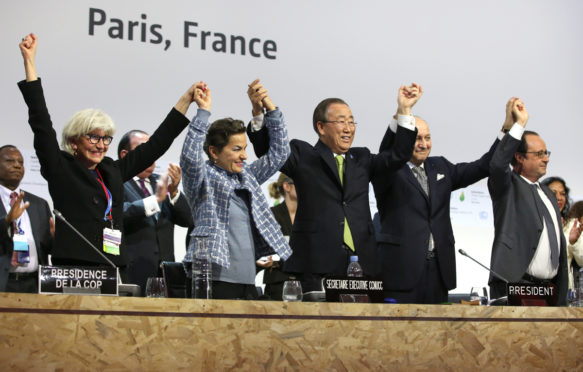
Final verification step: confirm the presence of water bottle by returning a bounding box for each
[192,237,212,299]
[347,256,364,277]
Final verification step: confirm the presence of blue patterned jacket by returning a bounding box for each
[180,108,292,268]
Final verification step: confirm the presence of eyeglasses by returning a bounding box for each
[85,134,113,145]
[324,120,357,127]
[521,150,551,158]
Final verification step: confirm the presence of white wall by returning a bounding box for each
[2,0,582,293]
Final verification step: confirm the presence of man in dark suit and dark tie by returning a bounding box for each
[248,82,420,292]
[0,145,53,293]
[488,98,567,304]
[118,131,193,296]
[372,98,514,304]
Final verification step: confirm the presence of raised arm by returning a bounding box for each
[180,82,212,201]
[19,33,38,82]
[246,79,290,184]
[379,82,423,152]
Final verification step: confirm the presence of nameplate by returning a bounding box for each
[324,275,385,303]
[506,282,558,306]
[38,265,118,296]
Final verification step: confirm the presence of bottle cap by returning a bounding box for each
[350,255,358,262]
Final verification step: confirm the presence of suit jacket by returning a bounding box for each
[373,131,499,291]
[0,190,53,290]
[248,125,416,276]
[123,175,193,293]
[488,133,568,304]
[18,79,189,267]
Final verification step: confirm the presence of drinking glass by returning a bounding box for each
[282,280,303,302]
[470,286,488,305]
[146,277,166,298]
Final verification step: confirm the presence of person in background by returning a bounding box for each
[0,145,53,293]
[487,98,568,305]
[541,177,571,222]
[180,79,292,300]
[263,173,296,300]
[562,200,583,290]
[118,130,193,296]
[18,33,199,277]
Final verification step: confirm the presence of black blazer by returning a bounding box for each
[488,133,568,304]
[18,79,189,267]
[0,190,53,289]
[249,125,416,276]
[373,127,499,291]
[122,174,193,263]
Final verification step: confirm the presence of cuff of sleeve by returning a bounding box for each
[250,113,265,131]
[169,191,180,205]
[509,123,525,140]
[143,195,161,217]
[389,118,398,133]
[397,114,416,131]
[195,108,211,121]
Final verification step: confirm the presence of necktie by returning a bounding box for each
[335,155,354,251]
[10,192,20,265]
[9,192,18,230]
[412,166,429,196]
[411,166,435,251]
[138,179,151,197]
[532,184,559,269]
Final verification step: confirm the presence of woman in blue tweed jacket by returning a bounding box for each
[180,80,292,299]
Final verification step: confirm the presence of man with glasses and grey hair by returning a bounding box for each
[248,81,420,292]
[488,98,567,304]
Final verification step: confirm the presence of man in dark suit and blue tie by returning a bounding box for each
[248,82,420,292]
[488,98,567,304]
[0,145,53,293]
[118,131,193,296]
[373,97,513,304]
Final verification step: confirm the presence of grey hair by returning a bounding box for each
[61,109,116,154]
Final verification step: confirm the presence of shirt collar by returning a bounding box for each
[407,161,424,170]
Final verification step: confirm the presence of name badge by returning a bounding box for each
[13,234,30,264]
[103,228,122,256]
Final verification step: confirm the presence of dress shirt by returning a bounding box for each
[134,176,180,217]
[0,185,38,273]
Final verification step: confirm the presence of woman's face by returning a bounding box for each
[72,129,110,169]
[211,133,247,174]
[548,181,567,212]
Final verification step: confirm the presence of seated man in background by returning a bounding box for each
[0,145,53,293]
[248,82,420,292]
[118,131,193,296]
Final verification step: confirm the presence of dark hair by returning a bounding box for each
[117,130,148,158]
[312,98,348,134]
[511,130,539,166]
[203,118,246,158]
[0,145,17,154]
[541,176,571,219]
[567,201,583,220]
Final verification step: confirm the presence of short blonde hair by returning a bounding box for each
[61,109,116,154]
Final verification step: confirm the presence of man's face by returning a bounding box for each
[0,147,25,190]
[128,133,155,179]
[317,103,355,154]
[516,134,549,182]
[410,118,431,166]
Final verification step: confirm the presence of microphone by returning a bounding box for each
[458,249,509,283]
[53,209,117,269]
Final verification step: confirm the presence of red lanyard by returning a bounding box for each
[95,169,113,221]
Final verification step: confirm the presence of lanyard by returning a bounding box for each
[95,169,113,221]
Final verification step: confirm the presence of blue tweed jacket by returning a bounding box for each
[180,108,292,268]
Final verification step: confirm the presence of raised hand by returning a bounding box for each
[5,191,30,225]
[167,163,181,198]
[175,81,211,115]
[569,219,583,245]
[512,98,528,127]
[503,97,518,131]
[19,33,38,82]
[247,79,275,115]
[155,173,169,203]
[397,82,423,115]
